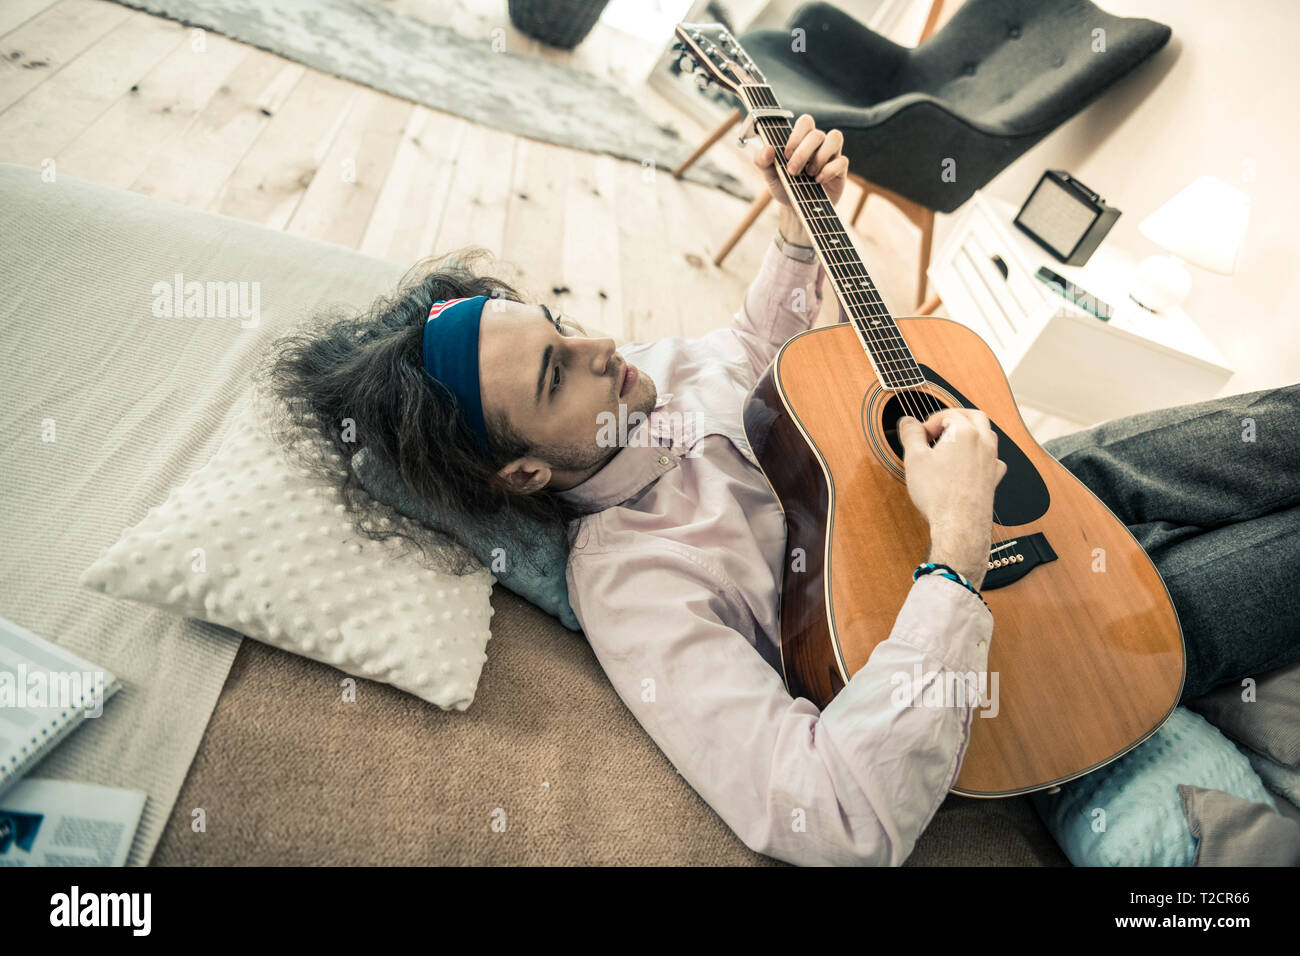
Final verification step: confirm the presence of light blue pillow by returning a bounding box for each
[1030,706,1277,866]
[352,447,580,631]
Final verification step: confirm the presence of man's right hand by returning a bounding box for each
[897,408,1006,590]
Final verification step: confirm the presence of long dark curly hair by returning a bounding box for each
[253,245,588,577]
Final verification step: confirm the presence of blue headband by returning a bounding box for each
[423,295,490,455]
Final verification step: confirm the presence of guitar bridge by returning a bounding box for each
[982,533,1057,590]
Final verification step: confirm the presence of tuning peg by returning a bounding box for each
[679,54,697,73]
[695,73,713,91]
[737,114,756,147]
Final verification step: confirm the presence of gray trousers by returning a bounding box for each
[1041,384,1300,702]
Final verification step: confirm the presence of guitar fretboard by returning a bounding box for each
[743,84,924,390]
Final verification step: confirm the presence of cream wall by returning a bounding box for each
[929,0,1300,396]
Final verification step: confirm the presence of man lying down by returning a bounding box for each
[257,115,1300,866]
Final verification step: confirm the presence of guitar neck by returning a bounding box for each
[743,85,924,390]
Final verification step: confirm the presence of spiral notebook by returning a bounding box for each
[0,615,121,801]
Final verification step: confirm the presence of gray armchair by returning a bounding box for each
[675,0,1172,307]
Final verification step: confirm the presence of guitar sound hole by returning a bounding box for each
[881,390,950,459]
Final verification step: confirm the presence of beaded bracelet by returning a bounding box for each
[913,561,991,611]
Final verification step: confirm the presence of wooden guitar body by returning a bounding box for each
[743,317,1186,796]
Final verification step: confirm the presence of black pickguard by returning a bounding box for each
[878,365,1051,526]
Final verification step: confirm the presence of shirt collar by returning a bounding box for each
[556,392,678,512]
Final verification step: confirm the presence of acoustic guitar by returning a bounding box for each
[673,22,1185,796]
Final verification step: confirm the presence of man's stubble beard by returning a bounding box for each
[544,377,659,473]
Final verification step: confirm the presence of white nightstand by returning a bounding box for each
[925,192,1235,426]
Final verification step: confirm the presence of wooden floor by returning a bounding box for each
[0,0,1076,440]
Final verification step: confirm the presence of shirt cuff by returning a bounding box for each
[767,233,820,279]
[887,573,994,675]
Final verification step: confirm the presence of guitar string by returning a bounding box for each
[745,89,949,405]
[752,110,930,397]
[757,109,1010,544]
[751,93,1007,550]
[685,54,1008,562]
[753,102,927,395]
[694,60,909,360]
[747,94,917,381]
[758,108,1011,544]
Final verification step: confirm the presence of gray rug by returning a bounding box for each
[105,0,754,201]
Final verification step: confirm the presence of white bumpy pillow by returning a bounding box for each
[79,387,495,711]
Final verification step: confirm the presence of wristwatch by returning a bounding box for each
[774,228,817,263]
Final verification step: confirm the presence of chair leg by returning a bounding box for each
[839,173,939,311]
[673,106,744,179]
[919,0,947,43]
[916,293,942,316]
[916,207,935,309]
[714,190,772,267]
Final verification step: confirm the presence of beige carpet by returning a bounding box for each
[152,587,1067,866]
[153,587,782,864]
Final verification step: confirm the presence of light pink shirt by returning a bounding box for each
[559,238,995,866]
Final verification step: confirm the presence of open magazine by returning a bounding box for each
[0,779,146,866]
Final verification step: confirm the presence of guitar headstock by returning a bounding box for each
[671,22,766,97]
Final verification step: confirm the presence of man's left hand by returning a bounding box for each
[753,114,849,207]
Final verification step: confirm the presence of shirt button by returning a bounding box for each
[658,455,670,465]
[976,641,987,653]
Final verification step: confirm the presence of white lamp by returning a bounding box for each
[1129,176,1251,314]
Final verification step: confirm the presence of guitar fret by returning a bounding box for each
[851,324,906,340]
[862,342,913,357]
[745,88,924,382]
[852,332,910,351]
